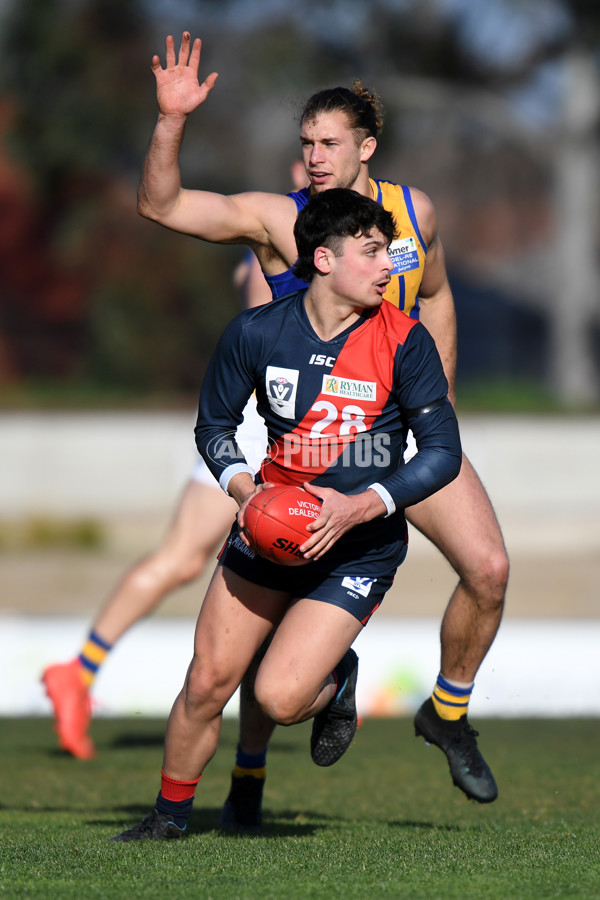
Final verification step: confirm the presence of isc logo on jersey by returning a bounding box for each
[308,354,335,367]
[266,366,299,419]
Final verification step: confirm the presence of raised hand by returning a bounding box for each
[151,32,219,118]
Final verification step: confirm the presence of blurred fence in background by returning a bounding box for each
[2,411,598,552]
[1,411,599,717]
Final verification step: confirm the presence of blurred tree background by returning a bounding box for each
[0,0,598,410]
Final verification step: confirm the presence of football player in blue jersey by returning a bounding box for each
[136,31,509,822]
[111,188,462,841]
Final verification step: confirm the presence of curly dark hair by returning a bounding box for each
[293,189,397,283]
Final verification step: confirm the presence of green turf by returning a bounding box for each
[1,717,599,899]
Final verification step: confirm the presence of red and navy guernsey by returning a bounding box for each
[195,290,461,572]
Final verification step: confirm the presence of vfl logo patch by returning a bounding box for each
[388,236,419,274]
[266,366,299,420]
[322,376,377,402]
[341,576,377,598]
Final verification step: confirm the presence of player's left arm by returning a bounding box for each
[409,187,457,406]
[372,323,462,512]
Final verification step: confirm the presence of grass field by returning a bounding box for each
[1,716,599,899]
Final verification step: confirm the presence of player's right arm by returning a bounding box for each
[138,32,296,260]
[194,312,260,492]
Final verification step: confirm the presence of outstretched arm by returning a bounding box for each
[138,32,293,253]
[138,33,217,226]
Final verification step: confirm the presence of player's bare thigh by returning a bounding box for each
[189,565,291,701]
[163,480,237,561]
[255,597,362,721]
[406,453,506,577]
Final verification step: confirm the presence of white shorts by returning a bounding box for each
[191,394,267,487]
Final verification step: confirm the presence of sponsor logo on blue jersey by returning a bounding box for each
[388,236,419,274]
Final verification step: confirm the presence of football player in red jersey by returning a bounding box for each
[132,32,507,823]
[111,189,462,841]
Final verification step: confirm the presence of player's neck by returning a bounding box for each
[349,167,373,199]
[303,288,361,342]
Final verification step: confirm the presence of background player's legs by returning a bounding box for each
[42,480,237,759]
[407,452,508,802]
[406,453,508,684]
[238,638,278,754]
[91,481,236,643]
[219,636,278,832]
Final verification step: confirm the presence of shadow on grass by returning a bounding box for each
[109,732,164,748]
[1,800,454,837]
[88,806,328,838]
[104,731,306,753]
[103,808,454,839]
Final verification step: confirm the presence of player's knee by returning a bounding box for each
[184,660,232,717]
[484,545,509,599]
[125,557,171,597]
[173,549,210,586]
[137,548,208,593]
[464,545,509,610]
[254,681,305,726]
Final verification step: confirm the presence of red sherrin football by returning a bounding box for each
[243,485,322,566]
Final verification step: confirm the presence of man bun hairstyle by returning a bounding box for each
[300,80,384,142]
[293,188,397,283]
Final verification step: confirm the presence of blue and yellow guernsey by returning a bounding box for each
[265,179,428,317]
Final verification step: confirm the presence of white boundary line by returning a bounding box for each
[3,616,600,718]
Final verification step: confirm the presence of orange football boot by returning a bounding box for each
[42,659,95,760]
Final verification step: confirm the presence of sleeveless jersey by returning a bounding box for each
[264,179,428,318]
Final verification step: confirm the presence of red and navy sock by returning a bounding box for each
[155,769,201,830]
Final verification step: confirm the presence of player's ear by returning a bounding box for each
[360,136,377,163]
[314,246,332,275]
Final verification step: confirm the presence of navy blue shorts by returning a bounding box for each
[218,525,403,625]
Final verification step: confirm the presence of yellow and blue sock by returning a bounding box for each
[233,745,267,781]
[432,673,474,722]
[78,631,113,688]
